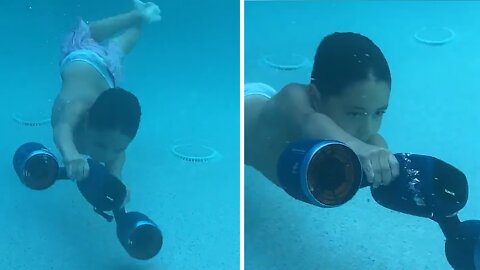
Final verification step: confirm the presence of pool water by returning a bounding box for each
[1,0,239,269]
[245,1,480,269]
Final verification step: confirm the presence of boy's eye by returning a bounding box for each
[347,112,364,117]
[376,110,386,116]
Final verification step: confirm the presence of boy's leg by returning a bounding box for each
[112,25,142,55]
[88,11,143,43]
[88,0,161,43]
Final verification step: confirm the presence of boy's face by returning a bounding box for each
[319,78,391,142]
[84,128,132,162]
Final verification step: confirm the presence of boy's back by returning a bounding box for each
[245,83,312,185]
[51,61,110,157]
[53,61,108,125]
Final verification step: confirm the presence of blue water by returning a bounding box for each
[1,1,239,269]
[245,1,480,269]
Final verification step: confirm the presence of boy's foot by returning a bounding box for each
[133,0,161,23]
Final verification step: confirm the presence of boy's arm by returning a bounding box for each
[277,84,366,149]
[366,134,388,148]
[51,96,86,161]
[105,151,126,180]
[301,114,391,155]
[301,113,365,149]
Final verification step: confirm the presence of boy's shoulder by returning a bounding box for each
[58,83,101,106]
[51,86,99,125]
[274,83,312,111]
[281,82,307,92]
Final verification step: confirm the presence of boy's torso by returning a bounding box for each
[58,62,110,156]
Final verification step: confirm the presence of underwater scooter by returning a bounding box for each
[12,142,163,260]
[278,139,480,270]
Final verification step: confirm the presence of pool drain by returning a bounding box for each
[171,143,219,163]
[12,113,51,127]
[263,54,309,71]
[414,27,455,45]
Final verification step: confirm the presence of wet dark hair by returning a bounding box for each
[310,32,391,98]
[87,88,141,139]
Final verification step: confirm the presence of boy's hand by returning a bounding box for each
[65,154,90,181]
[351,142,400,188]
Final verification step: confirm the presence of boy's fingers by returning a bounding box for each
[362,159,374,183]
[378,154,391,185]
[389,155,400,179]
[371,158,382,185]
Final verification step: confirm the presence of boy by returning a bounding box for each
[51,0,161,182]
[245,32,400,189]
